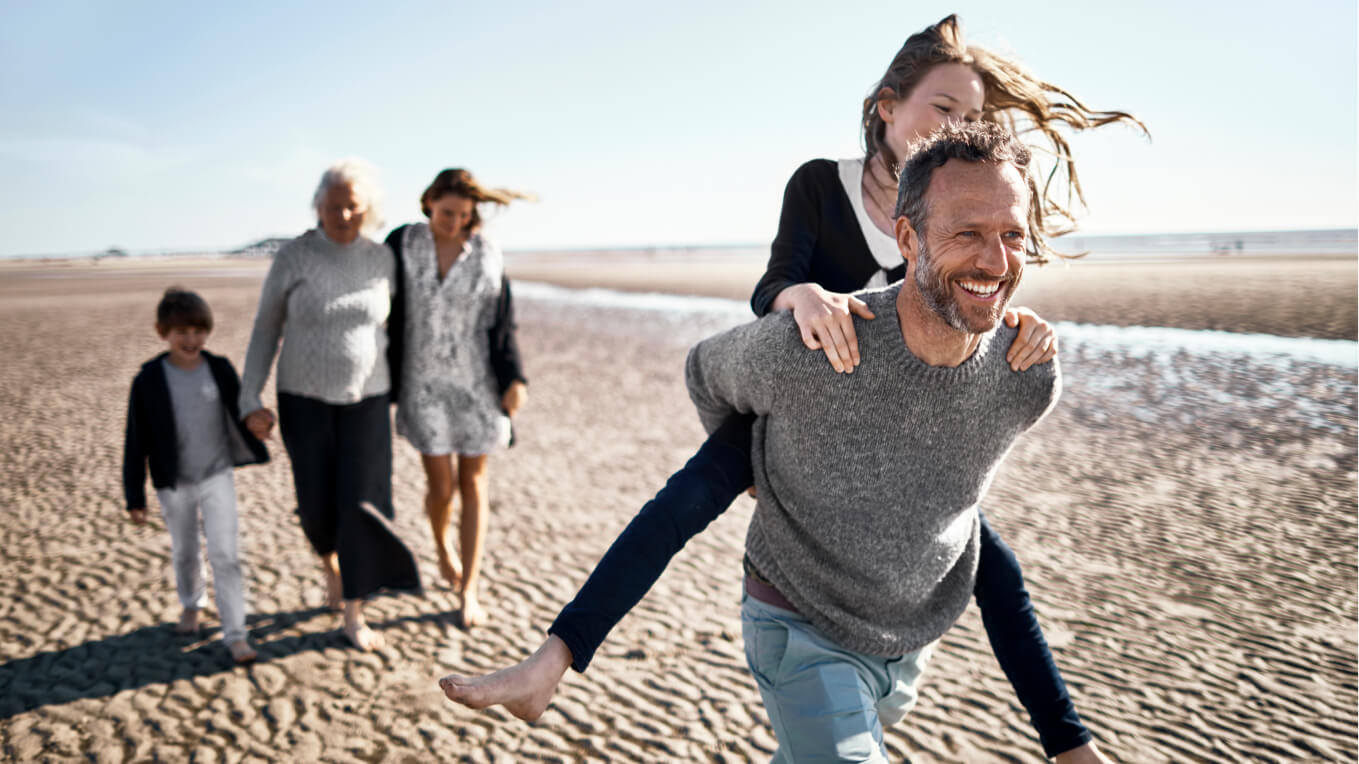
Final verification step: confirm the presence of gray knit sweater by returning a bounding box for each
[239,229,394,414]
[685,285,1060,657]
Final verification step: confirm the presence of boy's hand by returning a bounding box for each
[244,408,276,440]
[129,508,148,525]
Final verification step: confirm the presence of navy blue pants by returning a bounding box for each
[549,414,1091,757]
[278,392,420,601]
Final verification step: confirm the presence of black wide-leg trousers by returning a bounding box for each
[278,392,420,600]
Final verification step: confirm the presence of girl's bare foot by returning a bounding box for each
[175,608,201,635]
[342,601,384,651]
[227,638,258,664]
[439,635,573,722]
[459,588,487,628]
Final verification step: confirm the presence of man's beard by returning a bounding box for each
[914,242,1017,333]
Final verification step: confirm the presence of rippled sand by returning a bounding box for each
[0,255,1353,762]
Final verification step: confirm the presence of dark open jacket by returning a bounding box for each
[122,350,269,511]
[384,224,527,402]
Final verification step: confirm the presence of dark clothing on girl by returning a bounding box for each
[549,159,1092,757]
[278,392,420,600]
[122,350,268,512]
[751,159,906,317]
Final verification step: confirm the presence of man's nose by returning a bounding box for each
[976,236,1009,275]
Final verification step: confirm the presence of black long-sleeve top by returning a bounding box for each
[122,350,269,511]
[750,159,906,317]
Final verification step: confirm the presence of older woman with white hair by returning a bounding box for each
[240,158,420,651]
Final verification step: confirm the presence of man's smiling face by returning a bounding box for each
[909,159,1029,334]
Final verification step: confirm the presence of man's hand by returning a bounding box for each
[1053,741,1111,764]
[501,381,527,418]
[244,408,275,440]
[129,508,148,525]
[1003,306,1058,371]
[775,283,876,374]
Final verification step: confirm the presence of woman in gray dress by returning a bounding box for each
[386,169,531,627]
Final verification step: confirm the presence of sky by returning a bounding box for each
[1,0,1355,256]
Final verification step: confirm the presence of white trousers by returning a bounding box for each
[155,470,248,644]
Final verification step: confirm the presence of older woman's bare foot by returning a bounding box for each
[342,601,384,651]
[439,635,573,722]
[175,608,201,635]
[459,588,487,628]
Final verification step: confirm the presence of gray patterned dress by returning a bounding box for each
[394,224,511,456]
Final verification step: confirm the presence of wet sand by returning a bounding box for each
[0,253,1354,762]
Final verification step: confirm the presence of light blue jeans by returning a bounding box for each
[741,593,933,763]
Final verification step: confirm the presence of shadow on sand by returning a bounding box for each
[0,606,462,720]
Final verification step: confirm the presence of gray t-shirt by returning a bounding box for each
[162,358,231,484]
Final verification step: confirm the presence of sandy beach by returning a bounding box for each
[0,252,1354,762]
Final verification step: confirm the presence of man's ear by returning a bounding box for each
[895,215,917,272]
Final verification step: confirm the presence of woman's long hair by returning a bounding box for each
[420,169,536,233]
[862,15,1149,262]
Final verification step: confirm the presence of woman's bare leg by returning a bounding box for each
[321,552,343,611]
[456,453,490,627]
[420,453,462,587]
[439,634,572,721]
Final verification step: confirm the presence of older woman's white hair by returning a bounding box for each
[312,157,386,235]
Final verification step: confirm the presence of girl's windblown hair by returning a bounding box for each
[862,14,1149,262]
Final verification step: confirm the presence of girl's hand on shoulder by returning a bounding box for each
[778,283,876,374]
[501,381,527,418]
[1003,306,1058,371]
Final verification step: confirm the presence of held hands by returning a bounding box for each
[1003,306,1059,372]
[501,381,527,418]
[244,408,276,440]
[129,508,148,525]
[779,284,876,374]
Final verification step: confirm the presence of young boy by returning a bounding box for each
[123,287,269,664]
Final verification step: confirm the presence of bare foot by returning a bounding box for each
[342,601,384,651]
[459,589,487,628]
[175,608,201,635]
[436,545,463,589]
[439,635,573,721]
[227,638,258,664]
[342,622,384,651]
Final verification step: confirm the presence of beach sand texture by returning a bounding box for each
[0,254,1354,762]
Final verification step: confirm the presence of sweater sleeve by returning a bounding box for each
[121,374,148,511]
[488,275,527,396]
[384,226,407,402]
[238,246,293,415]
[750,160,826,317]
[684,316,788,434]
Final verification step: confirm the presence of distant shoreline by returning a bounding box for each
[2,250,1353,341]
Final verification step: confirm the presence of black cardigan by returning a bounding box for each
[384,225,527,402]
[122,350,269,511]
[750,159,905,317]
